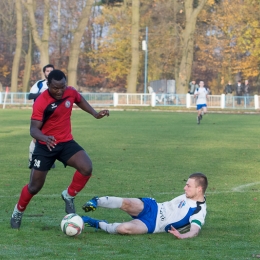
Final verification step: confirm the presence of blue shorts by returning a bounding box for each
[30,140,84,171]
[131,198,158,233]
[197,104,207,110]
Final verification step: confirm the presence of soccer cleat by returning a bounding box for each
[81,215,107,230]
[61,190,76,214]
[82,196,98,212]
[10,205,23,229]
[197,116,200,124]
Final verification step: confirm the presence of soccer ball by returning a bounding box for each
[61,213,84,237]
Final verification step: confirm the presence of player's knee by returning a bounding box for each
[79,164,92,176]
[28,183,43,195]
[116,224,132,235]
[120,199,132,211]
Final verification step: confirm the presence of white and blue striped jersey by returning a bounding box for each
[154,194,207,233]
[30,79,48,95]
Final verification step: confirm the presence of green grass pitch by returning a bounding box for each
[0,109,260,259]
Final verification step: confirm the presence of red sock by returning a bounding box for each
[17,184,34,212]
[67,170,91,197]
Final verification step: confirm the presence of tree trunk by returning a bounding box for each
[67,0,95,88]
[11,0,22,92]
[177,0,207,94]
[173,0,179,89]
[127,0,140,93]
[56,0,62,69]
[25,0,50,74]
[178,21,196,93]
[124,0,128,8]
[22,32,32,92]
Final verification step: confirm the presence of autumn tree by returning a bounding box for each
[24,0,50,74]
[67,0,95,88]
[3,0,260,95]
[11,0,23,92]
[192,0,260,93]
[22,32,33,92]
[142,0,178,82]
[0,1,16,89]
[126,0,140,93]
[177,0,208,93]
[87,3,132,90]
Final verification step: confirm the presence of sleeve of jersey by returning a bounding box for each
[31,99,44,121]
[72,88,82,103]
[189,210,206,229]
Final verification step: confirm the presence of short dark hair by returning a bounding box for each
[189,173,208,193]
[47,70,66,84]
[43,64,55,73]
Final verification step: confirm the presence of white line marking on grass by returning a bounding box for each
[231,182,260,192]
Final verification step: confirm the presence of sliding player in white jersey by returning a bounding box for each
[194,81,208,124]
[82,172,207,239]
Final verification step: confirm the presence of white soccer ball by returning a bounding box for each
[61,213,84,237]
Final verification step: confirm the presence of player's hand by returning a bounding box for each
[95,110,109,119]
[168,225,182,239]
[44,136,56,151]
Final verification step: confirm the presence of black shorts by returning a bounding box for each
[30,140,84,171]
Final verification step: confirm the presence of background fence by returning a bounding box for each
[149,79,176,94]
[0,92,259,110]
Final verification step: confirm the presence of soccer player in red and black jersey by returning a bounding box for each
[10,70,109,229]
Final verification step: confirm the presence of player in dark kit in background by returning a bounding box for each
[10,70,110,229]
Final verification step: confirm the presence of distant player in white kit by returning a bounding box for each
[82,173,208,239]
[194,81,208,124]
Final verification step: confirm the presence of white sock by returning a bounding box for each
[63,189,74,198]
[29,140,35,161]
[13,204,22,214]
[97,196,123,209]
[99,222,121,234]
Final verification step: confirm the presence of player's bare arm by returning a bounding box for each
[168,225,200,239]
[30,120,56,151]
[76,96,109,119]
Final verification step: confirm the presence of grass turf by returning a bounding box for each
[0,109,260,259]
